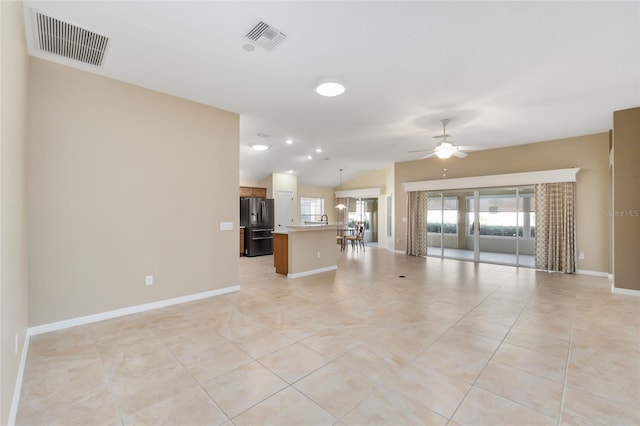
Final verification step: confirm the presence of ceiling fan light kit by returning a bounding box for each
[435,142,455,159]
[408,118,472,160]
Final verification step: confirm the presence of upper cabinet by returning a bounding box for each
[240,186,267,198]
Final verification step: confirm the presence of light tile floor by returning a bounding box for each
[16,247,640,425]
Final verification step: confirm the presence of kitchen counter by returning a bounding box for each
[273,225,338,278]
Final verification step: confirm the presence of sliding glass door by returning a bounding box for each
[427,186,535,267]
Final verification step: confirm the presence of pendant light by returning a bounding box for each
[335,168,347,209]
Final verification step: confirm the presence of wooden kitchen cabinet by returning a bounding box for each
[273,233,288,274]
[239,227,245,256]
[240,186,267,198]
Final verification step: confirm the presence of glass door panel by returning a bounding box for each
[517,186,535,267]
[426,192,443,257]
[476,188,519,265]
[426,186,535,268]
[441,190,473,261]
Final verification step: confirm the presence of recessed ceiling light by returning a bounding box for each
[315,148,322,153]
[242,43,255,52]
[314,80,346,97]
[286,170,294,174]
[307,155,313,160]
[286,139,293,145]
[251,144,270,151]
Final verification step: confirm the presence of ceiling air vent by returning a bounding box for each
[34,12,110,67]
[245,21,287,51]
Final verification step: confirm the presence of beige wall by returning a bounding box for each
[613,107,640,290]
[298,184,336,224]
[395,133,610,273]
[238,178,263,187]
[28,58,240,326]
[1,1,30,423]
[337,167,389,193]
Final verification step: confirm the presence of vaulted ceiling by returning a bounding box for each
[23,1,640,187]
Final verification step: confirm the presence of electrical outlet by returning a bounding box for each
[145,275,153,286]
[316,251,321,259]
[579,252,585,260]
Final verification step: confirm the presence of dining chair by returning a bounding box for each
[344,224,365,252]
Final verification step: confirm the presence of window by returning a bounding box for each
[467,194,536,238]
[300,197,325,223]
[427,196,458,234]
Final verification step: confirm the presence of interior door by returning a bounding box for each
[276,190,294,231]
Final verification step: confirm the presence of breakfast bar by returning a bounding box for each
[273,224,338,278]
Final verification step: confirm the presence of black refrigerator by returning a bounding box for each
[240,198,274,257]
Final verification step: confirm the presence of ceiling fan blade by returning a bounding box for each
[456,145,486,151]
[452,150,468,158]
[420,152,437,159]
[407,148,434,153]
[433,134,451,139]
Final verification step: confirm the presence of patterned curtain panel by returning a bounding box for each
[535,182,576,273]
[335,197,349,224]
[406,191,428,256]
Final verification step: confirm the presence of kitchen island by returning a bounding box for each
[273,225,338,278]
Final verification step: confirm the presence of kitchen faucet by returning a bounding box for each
[321,214,328,224]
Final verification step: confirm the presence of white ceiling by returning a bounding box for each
[23,1,640,187]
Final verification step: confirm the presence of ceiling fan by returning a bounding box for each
[408,118,472,159]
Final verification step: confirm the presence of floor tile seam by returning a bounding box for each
[407,272,521,363]
[230,333,298,360]
[365,380,449,421]
[558,292,578,425]
[562,382,640,409]
[497,339,570,365]
[331,384,378,425]
[446,282,539,422]
[330,348,397,386]
[127,384,230,425]
[225,384,322,423]
[464,385,560,423]
[89,328,133,426]
[186,380,233,423]
[503,341,569,368]
[291,379,373,421]
[254,354,332,387]
[477,359,565,388]
[294,339,345,363]
[141,324,235,422]
[156,329,240,357]
[214,382,286,421]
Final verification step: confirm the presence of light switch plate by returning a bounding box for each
[220,222,234,231]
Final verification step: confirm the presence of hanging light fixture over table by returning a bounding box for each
[335,168,347,209]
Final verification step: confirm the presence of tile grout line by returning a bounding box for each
[147,322,235,424]
[446,273,545,423]
[557,293,578,425]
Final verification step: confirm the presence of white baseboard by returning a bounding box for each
[8,333,30,426]
[611,285,640,297]
[575,269,610,278]
[288,265,337,279]
[393,249,406,255]
[29,285,240,336]
[10,285,240,425]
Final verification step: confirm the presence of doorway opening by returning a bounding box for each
[346,198,378,244]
